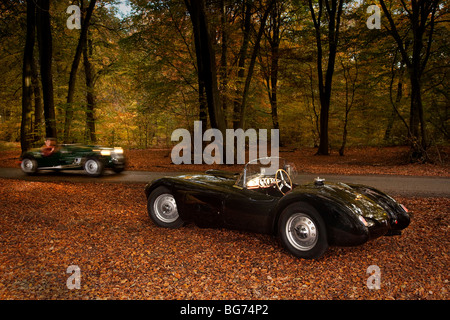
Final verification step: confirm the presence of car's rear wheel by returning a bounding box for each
[84,158,104,177]
[147,186,184,228]
[278,203,328,259]
[21,157,38,175]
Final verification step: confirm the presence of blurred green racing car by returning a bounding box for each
[20,138,125,177]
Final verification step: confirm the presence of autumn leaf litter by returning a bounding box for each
[0,177,448,300]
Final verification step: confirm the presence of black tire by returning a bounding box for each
[147,186,184,228]
[278,202,328,259]
[84,158,104,177]
[21,157,38,175]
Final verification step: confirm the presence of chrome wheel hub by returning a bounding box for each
[85,160,98,173]
[21,159,35,173]
[286,213,318,251]
[154,194,178,223]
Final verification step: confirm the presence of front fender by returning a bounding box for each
[350,184,411,231]
[273,192,370,246]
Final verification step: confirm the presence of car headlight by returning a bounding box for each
[114,147,124,154]
[100,150,111,156]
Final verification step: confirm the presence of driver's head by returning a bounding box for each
[45,137,57,147]
[284,163,297,178]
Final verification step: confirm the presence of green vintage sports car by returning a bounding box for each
[145,157,411,259]
[20,143,126,177]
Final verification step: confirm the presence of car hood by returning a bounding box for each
[62,144,112,152]
[293,181,389,221]
[173,172,237,186]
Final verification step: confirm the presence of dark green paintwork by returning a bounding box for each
[145,169,410,247]
[21,144,125,172]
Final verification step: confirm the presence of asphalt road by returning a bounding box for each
[0,167,448,197]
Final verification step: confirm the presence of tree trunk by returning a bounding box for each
[83,36,96,143]
[31,53,43,143]
[265,0,283,131]
[36,0,57,139]
[232,0,252,130]
[384,80,403,142]
[379,0,439,162]
[185,0,226,134]
[21,0,36,153]
[339,58,357,156]
[63,0,97,143]
[309,0,344,156]
[270,42,280,131]
[237,0,275,129]
[317,96,330,155]
[219,0,229,127]
[384,63,404,142]
[409,71,428,161]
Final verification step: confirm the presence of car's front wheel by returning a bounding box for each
[21,157,38,175]
[278,203,328,259]
[147,186,184,228]
[84,158,104,177]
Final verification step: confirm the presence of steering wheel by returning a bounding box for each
[275,169,293,195]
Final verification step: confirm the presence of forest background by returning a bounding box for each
[0,0,448,163]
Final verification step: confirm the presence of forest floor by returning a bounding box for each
[0,178,448,300]
[0,145,448,300]
[124,145,450,177]
[1,145,449,177]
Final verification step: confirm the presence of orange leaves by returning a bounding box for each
[0,178,448,300]
[123,146,450,177]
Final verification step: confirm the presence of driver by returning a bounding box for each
[41,137,58,157]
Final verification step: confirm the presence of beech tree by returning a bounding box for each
[63,0,97,143]
[3,0,446,153]
[83,33,96,143]
[20,0,36,153]
[260,0,288,131]
[36,0,57,139]
[379,0,441,162]
[232,0,276,129]
[308,0,344,155]
[184,0,226,134]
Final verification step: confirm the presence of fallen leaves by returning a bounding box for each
[121,146,450,177]
[1,146,449,177]
[0,178,448,300]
